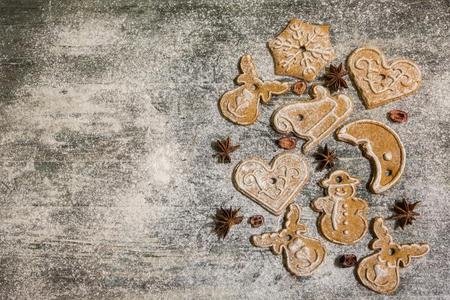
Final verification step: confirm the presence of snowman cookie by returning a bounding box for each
[312,170,368,245]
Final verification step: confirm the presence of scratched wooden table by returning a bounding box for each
[0,0,449,299]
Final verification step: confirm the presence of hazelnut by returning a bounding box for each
[292,80,307,95]
[388,110,408,123]
[338,254,357,268]
[277,137,297,150]
[249,215,264,228]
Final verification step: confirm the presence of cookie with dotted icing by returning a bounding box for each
[312,170,368,245]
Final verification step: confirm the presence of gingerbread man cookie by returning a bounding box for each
[251,203,326,276]
[269,19,335,82]
[347,47,421,109]
[271,85,353,153]
[219,54,289,125]
[233,152,309,215]
[357,217,430,294]
[312,170,368,245]
[336,120,405,194]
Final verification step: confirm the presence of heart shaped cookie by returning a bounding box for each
[347,47,421,109]
[233,152,309,215]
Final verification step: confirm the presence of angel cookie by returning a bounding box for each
[272,85,353,153]
[269,19,335,81]
[233,152,309,215]
[357,217,430,294]
[337,120,405,193]
[312,170,368,245]
[219,54,289,125]
[251,203,326,276]
[347,47,421,109]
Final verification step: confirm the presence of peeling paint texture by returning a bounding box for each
[0,0,449,299]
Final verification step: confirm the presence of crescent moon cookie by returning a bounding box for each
[233,152,309,215]
[219,54,289,125]
[251,203,326,276]
[268,19,335,81]
[357,217,430,294]
[347,47,421,109]
[271,85,353,154]
[336,120,405,194]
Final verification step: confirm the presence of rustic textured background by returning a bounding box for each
[0,0,449,299]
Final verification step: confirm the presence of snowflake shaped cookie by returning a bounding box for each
[269,19,335,81]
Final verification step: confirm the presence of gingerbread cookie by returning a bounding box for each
[272,85,353,153]
[357,217,430,294]
[251,203,326,276]
[336,120,405,194]
[347,47,421,109]
[233,152,309,215]
[269,19,335,82]
[219,54,289,125]
[312,170,368,245]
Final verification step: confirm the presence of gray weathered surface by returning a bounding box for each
[0,0,449,299]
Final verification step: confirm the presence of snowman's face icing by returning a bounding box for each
[329,185,354,198]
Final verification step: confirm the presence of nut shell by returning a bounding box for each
[249,215,264,228]
[338,254,357,267]
[292,80,307,95]
[277,137,297,150]
[388,110,408,123]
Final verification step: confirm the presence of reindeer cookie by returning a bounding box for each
[347,47,421,109]
[219,54,289,125]
[312,170,368,245]
[269,19,335,81]
[357,217,430,294]
[251,203,326,276]
[272,85,353,153]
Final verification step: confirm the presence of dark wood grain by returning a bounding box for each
[0,0,449,299]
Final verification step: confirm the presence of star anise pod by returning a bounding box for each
[315,144,337,170]
[213,136,240,163]
[386,199,420,229]
[213,207,244,239]
[324,63,348,92]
